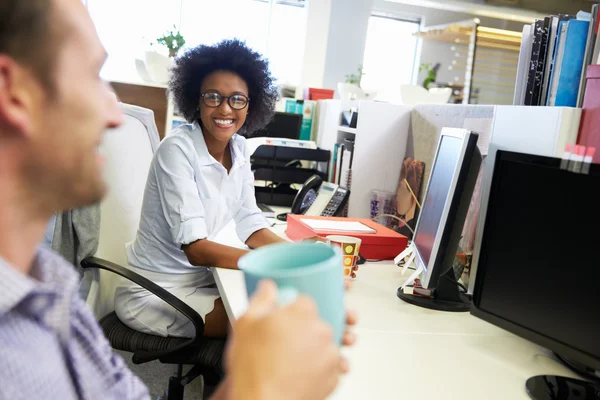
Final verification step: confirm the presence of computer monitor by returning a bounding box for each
[471,150,600,399]
[397,128,482,312]
[254,112,302,140]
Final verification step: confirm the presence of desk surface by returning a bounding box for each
[211,218,579,400]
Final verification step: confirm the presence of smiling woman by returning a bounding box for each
[114,39,287,339]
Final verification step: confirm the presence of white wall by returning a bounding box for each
[322,0,375,89]
[301,0,375,90]
[301,0,333,88]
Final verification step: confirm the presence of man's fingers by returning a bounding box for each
[342,331,357,346]
[339,356,350,374]
[245,280,278,318]
[346,310,358,325]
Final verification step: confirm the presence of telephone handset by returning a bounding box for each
[290,175,350,217]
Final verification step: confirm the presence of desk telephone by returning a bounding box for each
[290,175,350,217]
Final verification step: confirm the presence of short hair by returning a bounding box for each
[0,0,56,88]
[169,39,279,136]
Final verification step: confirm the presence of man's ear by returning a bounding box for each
[0,55,36,137]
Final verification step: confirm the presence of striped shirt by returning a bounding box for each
[0,247,149,400]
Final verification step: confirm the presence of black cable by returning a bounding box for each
[441,272,469,294]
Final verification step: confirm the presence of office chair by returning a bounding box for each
[81,103,225,400]
[398,84,452,105]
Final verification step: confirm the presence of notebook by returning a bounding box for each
[302,219,376,234]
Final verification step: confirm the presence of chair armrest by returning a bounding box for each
[81,256,206,363]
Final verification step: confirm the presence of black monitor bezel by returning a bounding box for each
[470,149,600,372]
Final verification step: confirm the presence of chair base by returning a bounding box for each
[167,363,223,400]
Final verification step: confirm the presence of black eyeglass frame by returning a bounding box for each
[200,92,250,110]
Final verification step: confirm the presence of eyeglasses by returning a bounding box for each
[200,92,250,110]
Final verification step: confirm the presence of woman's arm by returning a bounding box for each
[182,228,287,269]
[182,240,249,270]
[245,228,287,250]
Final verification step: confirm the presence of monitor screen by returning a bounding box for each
[413,135,462,270]
[474,151,600,368]
[254,112,302,140]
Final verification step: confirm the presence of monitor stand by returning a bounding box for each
[525,376,600,399]
[397,268,470,312]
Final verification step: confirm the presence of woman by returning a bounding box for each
[115,39,287,338]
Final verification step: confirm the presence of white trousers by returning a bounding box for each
[114,265,220,338]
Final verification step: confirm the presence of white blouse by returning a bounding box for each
[126,121,269,277]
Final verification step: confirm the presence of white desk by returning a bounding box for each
[211,220,579,399]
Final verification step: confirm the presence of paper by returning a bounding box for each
[302,219,376,233]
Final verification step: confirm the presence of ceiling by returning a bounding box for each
[385,0,599,22]
[482,0,599,15]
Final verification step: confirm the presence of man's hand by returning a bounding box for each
[225,280,356,400]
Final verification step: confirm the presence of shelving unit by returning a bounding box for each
[314,100,412,218]
[251,145,331,207]
[337,126,358,134]
[415,19,522,105]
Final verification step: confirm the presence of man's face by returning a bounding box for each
[24,0,122,209]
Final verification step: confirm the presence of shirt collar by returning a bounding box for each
[190,121,247,170]
[190,121,215,166]
[0,247,79,315]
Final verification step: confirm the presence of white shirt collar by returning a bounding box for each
[189,121,246,171]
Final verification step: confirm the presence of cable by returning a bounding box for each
[372,213,415,235]
[444,273,468,293]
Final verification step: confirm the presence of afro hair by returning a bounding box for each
[169,39,279,136]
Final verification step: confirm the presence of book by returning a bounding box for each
[514,24,534,106]
[330,142,339,184]
[535,17,552,105]
[593,12,600,64]
[540,16,560,105]
[548,21,569,106]
[302,219,376,234]
[554,19,590,107]
[577,65,600,163]
[544,15,576,106]
[525,19,546,106]
[578,5,599,107]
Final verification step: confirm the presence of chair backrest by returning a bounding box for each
[86,103,160,319]
[398,85,453,106]
[337,82,366,101]
[428,87,453,104]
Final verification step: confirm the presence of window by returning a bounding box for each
[361,14,420,99]
[88,0,306,85]
[88,0,182,82]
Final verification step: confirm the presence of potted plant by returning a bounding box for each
[155,25,186,58]
[142,26,186,84]
[345,65,365,88]
[419,63,440,90]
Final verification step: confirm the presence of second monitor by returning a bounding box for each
[254,112,303,140]
[397,128,482,312]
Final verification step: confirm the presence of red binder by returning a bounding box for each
[286,214,408,261]
[578,65,600,162]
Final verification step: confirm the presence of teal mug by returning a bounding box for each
[238,242,345,344]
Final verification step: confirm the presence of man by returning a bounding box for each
[0,1,355,399]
